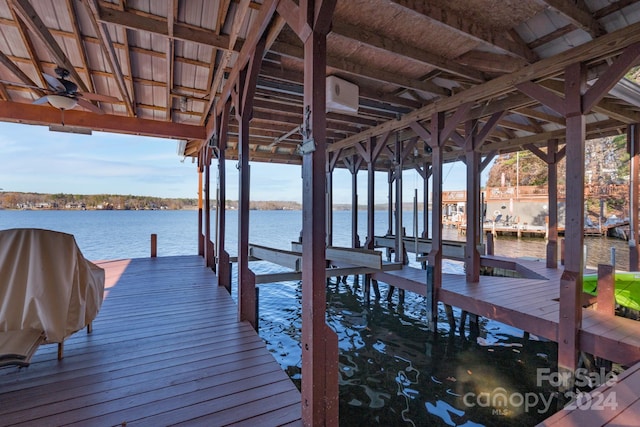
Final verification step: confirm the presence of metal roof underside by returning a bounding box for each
[0,0,639,170]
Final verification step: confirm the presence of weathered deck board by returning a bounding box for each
[537,360,640,426]
[0,255,301,426]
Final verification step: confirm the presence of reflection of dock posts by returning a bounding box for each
[150,233,157,257]
[426,265,436,330]
[459,311,480,338]
[445,305,456,330]
[596,264,615,316]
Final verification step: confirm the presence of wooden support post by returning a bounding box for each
[485,231,494,255]
[351,162,359,248]
[596,264,615,316]
[365,138,376,250]
[558,62,586,389]
[629,124,640,271]
[236,37,265,330]
[395,137,404,265]
[465,120,481,283]
[427,113,444,331]
[198,161,204,256]
[422,161,430,239]
[547,139,559,269]
[150,233,157,257]
[204,145,214,268]
[298,2,339,424]
[216,102,231,292]
[326,166,333,247]
[387,169,393,236]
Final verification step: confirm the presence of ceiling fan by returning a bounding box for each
[32,67,118,115]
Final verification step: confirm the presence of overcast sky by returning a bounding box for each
[0,121,474,204]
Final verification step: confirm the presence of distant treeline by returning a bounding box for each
[0,192,420,211]
[0,192,199,210]
[0,192,305,211]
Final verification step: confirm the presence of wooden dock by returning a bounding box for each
[537,360,640,426]
[373,256,640,366]
[0,255,302,426]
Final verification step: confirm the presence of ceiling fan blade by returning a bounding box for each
[43,73,65,91]
[32,95,49,105]
[78,92,120,103]
[77,98,104,114]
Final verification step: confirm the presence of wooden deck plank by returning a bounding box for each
[376,260,640,367]
[0,255,301,426]
[537,361,640,426]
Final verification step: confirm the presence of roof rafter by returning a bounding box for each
[9,0,89,92]
[202,0,251,125]
[82,0,135,116]
[166,0,177,121]
[330,19,640,152]
[330,21,486,83]
[97,5,232,51]
[0,50,44,97]
[390,0,538,62]
[271,41,449,97]
[536,0,604,38]
[66,0,95,93]
[9,8,46,89]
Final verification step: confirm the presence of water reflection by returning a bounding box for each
[256,268,562,426]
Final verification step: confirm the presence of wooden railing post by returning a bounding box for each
[596,264,615,316]
[150,233,157,258]
[485,231,494,255]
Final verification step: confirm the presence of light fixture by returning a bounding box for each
[47,94,77,110]
[179,96,188,112]
[48,124,92,135]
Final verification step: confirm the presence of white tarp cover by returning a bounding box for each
[0,228,105,343]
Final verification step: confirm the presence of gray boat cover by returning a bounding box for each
[0,228,105,344]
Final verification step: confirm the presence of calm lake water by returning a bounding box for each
[0,209,632,426]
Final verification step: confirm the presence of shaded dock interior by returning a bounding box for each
[3,0,640,425]
[0,256,301,426]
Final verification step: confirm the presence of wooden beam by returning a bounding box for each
[583,42,640,112]
[212,0,279,119]
[9,9,46,90]
[66,0,94,94]
[82,0,135,116]
[277,0,311,41]
[391,0,537,62]
[537,0,604,38]
[331,21,485,83]
[96,5,232,50]
[0,100,204,139]
[204,0,251,126]
[272,41,449,96]
[165,0,177,121]
[331,19,640,151]
[249,244,301,271]
[0,51,44,97]
[9,0,89,93]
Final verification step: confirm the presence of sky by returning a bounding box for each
[0,121,477,204]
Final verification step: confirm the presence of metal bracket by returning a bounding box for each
[297,138,316,155]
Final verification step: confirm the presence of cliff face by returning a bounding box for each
[485,134,630,219]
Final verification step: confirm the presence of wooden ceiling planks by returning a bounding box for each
[0,0,638,167]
